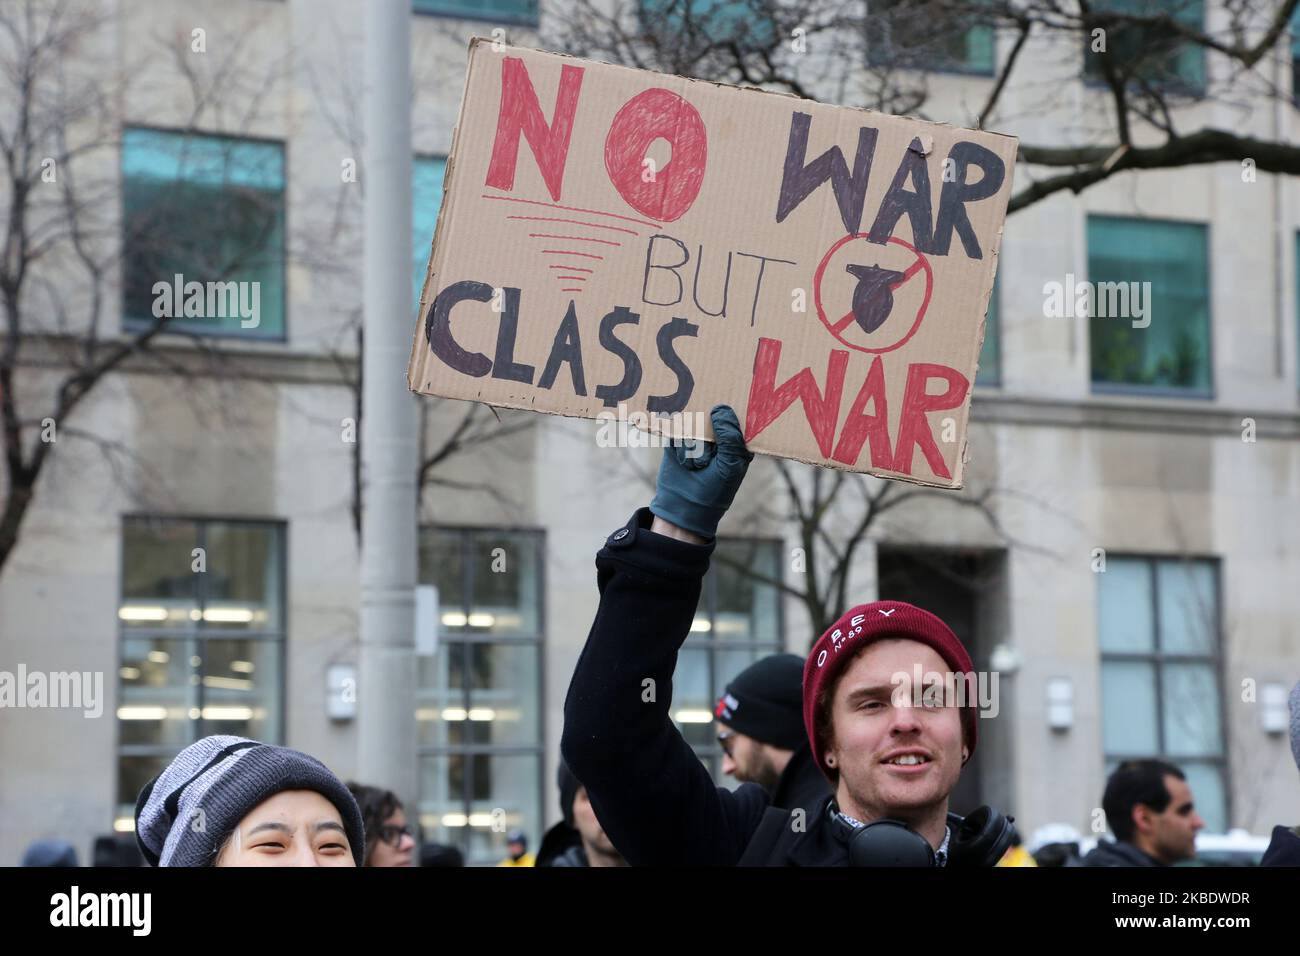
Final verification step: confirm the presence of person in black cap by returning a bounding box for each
[715,653,829,814]
[536,760,627,867]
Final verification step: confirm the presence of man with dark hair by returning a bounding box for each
[561,406,1013,867]
[536,760,627,867]
[1083,759,1204,866]
[715,654,829,813]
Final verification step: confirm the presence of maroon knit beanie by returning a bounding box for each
[802,600,978,778]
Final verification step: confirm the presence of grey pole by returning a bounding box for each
[360,0,417,809]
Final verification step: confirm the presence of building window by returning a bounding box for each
[866,0,997,76]
[121,128,286,340]
[1082,0,1205,94]
[1292,7,1300,106]
[413,0,538,25]
[1087,215,1211,396]
[1295,232,1300,392]
[1097,555,1226,832]
[976,275,1001,387]
[672,537,784,781]
[116,517,286,827]
[416,527,544,864]
[639,0,779,51]
[413,155,447,314]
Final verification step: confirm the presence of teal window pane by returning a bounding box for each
[118,636,199,748]
[640,0,778,50]
[1083,0,1205,92]
[1161,663,1221,758]
[416,753,542,865]
[122,128,285,339]
[416,642,464,747]
[1156,561,1215,654]
[1099,556,1225,824]
[413,155,447,313]
[682,538,783,777]
[1088,215,1210,394]
[120,518,200,627]
[964,24,996,74]
[712,539,782,643]
[469,531,541,637]
[415,526,545,863]
[866,0,997,75]
[418,527,464,632]
[1292,9,1300,103]
[673,646,714,752]
[466,642,540,745]
[1101,661,1159,754]
[1098,557,1155,653]
[118,518,285,819]
[413,0,538,22]
[976,275,1000,386]
[204,522,284,631]
[1180,763,1226,833]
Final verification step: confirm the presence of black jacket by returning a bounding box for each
[561,508,984,867]
[1081,839,1162,867]
[771,744,831,815]
[535,821,587,867]
[1261,825,1300,866]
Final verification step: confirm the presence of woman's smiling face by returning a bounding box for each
[214,789,355,867]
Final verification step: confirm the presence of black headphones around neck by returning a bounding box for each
[829,802,1016,867]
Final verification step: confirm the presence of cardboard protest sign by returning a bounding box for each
[408,39,1017,489]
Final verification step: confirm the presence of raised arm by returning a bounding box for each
[560,406,770,865]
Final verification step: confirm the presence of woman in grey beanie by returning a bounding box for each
[134,735,365,867]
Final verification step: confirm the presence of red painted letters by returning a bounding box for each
[744,338,969,480]
[485,58,585,201]
[603,88,708,222]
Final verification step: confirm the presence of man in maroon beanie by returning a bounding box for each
[561,406,1012,866]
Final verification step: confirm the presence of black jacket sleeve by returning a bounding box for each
[560,507,771,866]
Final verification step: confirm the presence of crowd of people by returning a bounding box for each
[21,406,1300,868]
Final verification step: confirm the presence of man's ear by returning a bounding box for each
[1132,804,1152,835]
[961,747,969,765]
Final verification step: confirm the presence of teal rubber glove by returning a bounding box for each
[649,405,754,541]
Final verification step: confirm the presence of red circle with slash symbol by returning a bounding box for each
[813,234,933,354]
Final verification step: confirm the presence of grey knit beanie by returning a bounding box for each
[134,736,365,867]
